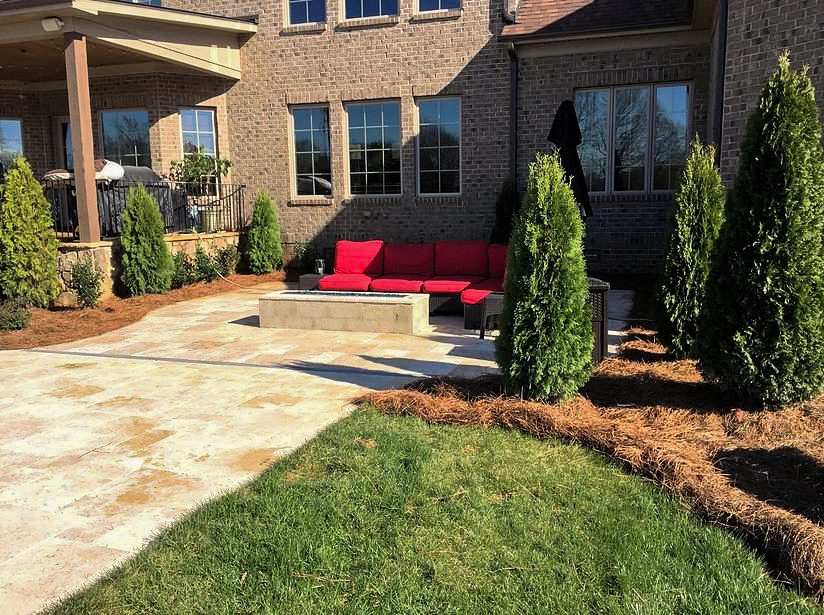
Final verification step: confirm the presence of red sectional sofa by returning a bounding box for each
[316,239,506,328]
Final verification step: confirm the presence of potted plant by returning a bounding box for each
[169,146,232,233]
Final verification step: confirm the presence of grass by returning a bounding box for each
[50,408,820,614]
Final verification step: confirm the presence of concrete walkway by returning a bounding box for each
[0,283,498,614]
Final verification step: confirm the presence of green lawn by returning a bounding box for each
[50,408,820,614]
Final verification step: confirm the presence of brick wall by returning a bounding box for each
[517,45,711,276]
[721,0,824,180]
[162,0,511,252]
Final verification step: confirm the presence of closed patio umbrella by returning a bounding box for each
[548,100,593,219]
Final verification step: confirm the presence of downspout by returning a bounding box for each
[506,41,518,180]
[712,0,728,165]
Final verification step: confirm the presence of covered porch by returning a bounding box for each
[0,0,256,242]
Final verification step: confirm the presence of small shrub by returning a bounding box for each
[495,153,593,402]
[292,241,318,272]
[171,251,195,289]
[0,157,60,307]
[490,177,521,244]
[121,185,173,296]
[69,257,103,308]
[657,138,725,357]
[193,245,218,283]
[0,298,31,331]
[696,53,824,407]
[215,245,239,277]
[247,190,283,274]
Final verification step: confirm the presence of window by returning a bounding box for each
[292,107,332,197]
[345,0,398,19]
[0,119,23,169]
[417,98,460,195]
[181,108,217,156]
[347,101,401,195]
[575,84,689,193]
[290,0,325,24]
[101,110,150,167]
[419,0,459,11]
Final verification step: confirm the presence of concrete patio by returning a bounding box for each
[0,283,630,614]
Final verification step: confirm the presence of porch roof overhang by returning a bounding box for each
[0,0,257,84]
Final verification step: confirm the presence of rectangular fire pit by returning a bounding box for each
[258,291,430,335]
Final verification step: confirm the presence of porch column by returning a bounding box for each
[64,32,99,243]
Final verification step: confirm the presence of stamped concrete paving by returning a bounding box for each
[0,282,497,614]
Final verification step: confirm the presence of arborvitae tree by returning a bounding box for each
[658,138,725,357]
[247,190,283,274]
[120,185,173,295]
[495,153,593,402]
[697,53,824,407]
[490,176,521,244]
[0,157,60,307]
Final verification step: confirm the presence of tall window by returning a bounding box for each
[419,0,459,11]
[347,101,401,195]
[101,110,150,167]
[290,0,325,24]
[345,0,398,19]
[417,98,460,195]
[293,107,332,197]
[0,119,23,170]
[575,84,689,193]
[181,108,216,156]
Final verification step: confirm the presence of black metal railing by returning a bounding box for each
[43,180,248,240]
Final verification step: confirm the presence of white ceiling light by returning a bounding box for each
[41,17,65,32]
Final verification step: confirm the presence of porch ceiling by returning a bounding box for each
[0,0,257,84]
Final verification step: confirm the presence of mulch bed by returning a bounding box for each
[0,271,286,350]
[359,330,824,600]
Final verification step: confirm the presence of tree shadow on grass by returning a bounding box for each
[713,447,824,525]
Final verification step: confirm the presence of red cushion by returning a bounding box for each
[383,243,435,276]
[421,276,484,294]
[488,244,507,278]
[460,278,505,305]
[317,274,373,291]
[333,240,384,275]
[370,276,426,293]
[434,240,488,277]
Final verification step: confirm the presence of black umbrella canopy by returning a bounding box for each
[548,100,593,219]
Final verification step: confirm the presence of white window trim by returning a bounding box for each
[340,0,399,21]
[415,0,461,14]
[0,117,24,160]
[289,104,333,200]
[575,82,691,196]
[286,0,326,26]
[98,108,151,168]
[343,99,403,198]
[179,107,218,158]
[415,96,462,197]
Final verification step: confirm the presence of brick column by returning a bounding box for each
[64,32,99,243]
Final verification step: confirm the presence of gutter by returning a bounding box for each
[507,42,518,180]
[712,0,728,163]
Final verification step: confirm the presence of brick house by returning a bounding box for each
[0,0,821,277]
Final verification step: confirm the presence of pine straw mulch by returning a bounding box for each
[0,271,286,351]
[359,330,824,600]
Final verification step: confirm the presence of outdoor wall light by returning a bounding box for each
[41,17,65,32]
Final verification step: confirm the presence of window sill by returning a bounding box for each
[410,8,462,22]
[416,193,462,203]
[288,197,334,207]
[343,194,403,204]
[336,15,400,30]
[280,22,328,35]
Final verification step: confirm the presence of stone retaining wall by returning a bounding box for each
[57,232,243,300]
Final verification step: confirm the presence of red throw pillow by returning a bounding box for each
[434,240,488,277]
[383,243,435,276]
[333,240,385,275]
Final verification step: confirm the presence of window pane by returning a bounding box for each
[575,90,608,193]
[180,110,196,132]
[179,108,217,160]
[307,0,326,22]
[102,110,151,168]
[417,98,460,194]
[292,107,332,197]
[0,119,23,169]
[347,102,401,195]
[613,87,649,191]
[654,84,689,191]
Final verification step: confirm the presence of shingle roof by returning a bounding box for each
[501,0,693,40]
